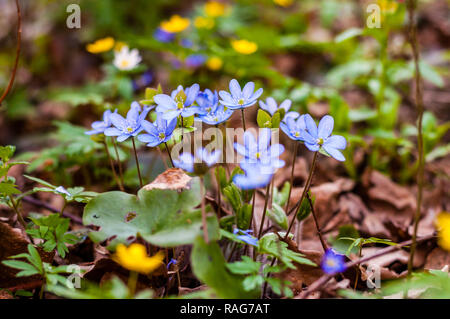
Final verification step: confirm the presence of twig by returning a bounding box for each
[297,233,435,299]
[0,0,21,106]
[406,0,425,276]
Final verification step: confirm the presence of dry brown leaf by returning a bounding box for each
[0,222,53,289]
[143,168,192,191]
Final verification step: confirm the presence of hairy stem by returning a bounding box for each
[307,192,327,252]
[200,176,209,243]
[257,183,272,239]
[285,142,299,213]
[131,137,143,188]
[0,0,21,106]
[103,140,123,191]
[164,142,174,167]
[241,109,247,131]
[112,138,125,189]
[406,0,425,276]
[285,151,318,240]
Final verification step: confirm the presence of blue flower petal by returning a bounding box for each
[318,115,334,139]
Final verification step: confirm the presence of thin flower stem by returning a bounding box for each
[249,191,256,229]
[406,0,425,277]
[284,151,318,240]
[257,183,272,239]
[39,283,45,299]
[157,147,169,169]
[103,140,123,191]
[216,173,222,218]
[285,142,299,213]
[164,142,174,167]
[200,177,209,243]
[60,200,67,217]
[241,109,247,131]
[0,0,21,106]
[10,196,26,229]
[306,192,327,252]
[112,138,125,189]
[127,271,138,298]
[131,137,143,188]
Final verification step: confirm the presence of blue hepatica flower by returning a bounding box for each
[104,102,152,142]
[259,97,292,116]
[196,89,219,115]
[85,109,117,135]
[197,104,234,126]
[321,249,346,275]
[280,114,306,141]
[233,162,274,190]
[173,147,221,173]
[233,228,258,247]
[153,27,174,43]
[185,54,205,68]
[300,114,347,162]
[219,79,263,110]
[137,114,177,147]
[234,128,285,170]
[154,84,200,121]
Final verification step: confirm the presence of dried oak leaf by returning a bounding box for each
[143,168,192,191]
[0,222,53,290]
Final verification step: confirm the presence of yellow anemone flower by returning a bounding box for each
[273,0,293,7]
[113,243,164,274]
[206,57,223,71]
[231,39,258,55]
[160,15,190,33]
[194,16,215,29]
[436,213,450,251]
[86,37,115,54]
[205,1,229,18]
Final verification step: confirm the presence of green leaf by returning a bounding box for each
[0,145,16,161]
[243,275,264,291]
[191,236,259,298]
[271,112,281,128]
[2,260,38,275]
[236,203,252,230]
[257,109,272,128]
[259,233,316,268]
[296,193,313,222]
[267,203,288,230]
[0,182,21,195]
[83,177,219,249]
[223,184,242,214]
[335,28,363,43]
[226,256,261,275]
[329,225,360,256]
[23,175,56,188]
[214,166,227,190]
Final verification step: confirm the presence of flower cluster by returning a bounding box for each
[85,79,347,187]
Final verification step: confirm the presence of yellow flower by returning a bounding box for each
[273,0,293,7]
[436,213,450,251]
[205,1,229,18]
[160,15,190,33]
[86,37,115,54]
[378,0,398,14]
[231,39,258,55]
[194,16,215,29]
[206,57,223,71]
[113,243,164,274]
